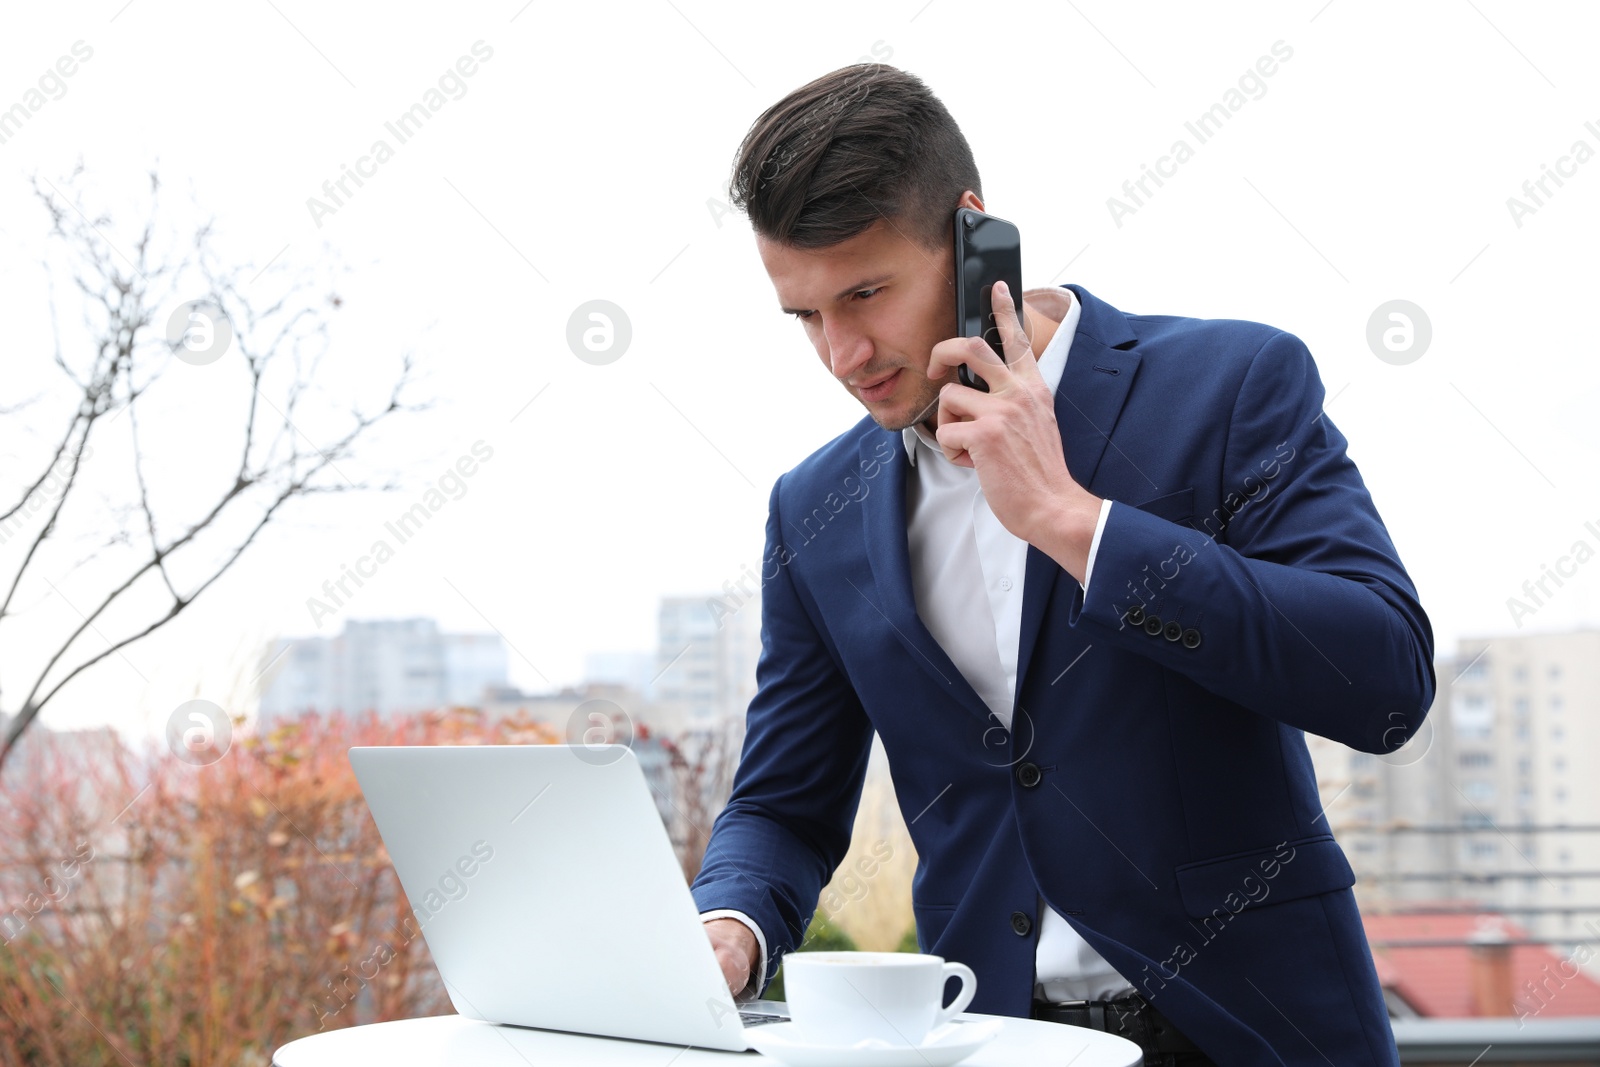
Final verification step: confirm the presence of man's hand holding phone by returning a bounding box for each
[929,280,1103,585]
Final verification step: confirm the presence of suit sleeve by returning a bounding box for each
[1067,329,1435,753]
[689,473,875,992]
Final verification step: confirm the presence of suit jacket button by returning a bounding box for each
[1182,628,1202,649]
[1010,911,1033,936]
[1142,614,1164,636]
[1016,762,1042,788]
[1163,621,1183,641]
[1123,604,1145,626]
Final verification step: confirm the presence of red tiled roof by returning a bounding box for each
[1364,909,1600,1018]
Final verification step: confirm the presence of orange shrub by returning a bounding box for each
[0,707,560,1067]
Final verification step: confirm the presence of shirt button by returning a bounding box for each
[1011,911,1033,936]
[999,577,1013,591]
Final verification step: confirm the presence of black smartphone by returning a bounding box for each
[953,207,1023,392]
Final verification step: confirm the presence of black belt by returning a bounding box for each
[1030,993,1207,1059]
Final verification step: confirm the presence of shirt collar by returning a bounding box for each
[902,286,1082,467]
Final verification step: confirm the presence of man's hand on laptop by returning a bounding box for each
[704,917,757,997]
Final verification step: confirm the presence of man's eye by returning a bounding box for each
[790,288,881,322]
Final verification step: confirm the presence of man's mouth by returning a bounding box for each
[857,369,902,402]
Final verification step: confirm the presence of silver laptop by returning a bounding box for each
[348,743,787,1051]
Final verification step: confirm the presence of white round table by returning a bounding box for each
[274,1011,1143,1065]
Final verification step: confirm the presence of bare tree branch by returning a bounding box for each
[0,166,426,774]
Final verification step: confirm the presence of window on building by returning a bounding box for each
[1459,751,1494,769]
[1452,692,1494,739]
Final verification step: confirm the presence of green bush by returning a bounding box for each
[763,911,856,1001]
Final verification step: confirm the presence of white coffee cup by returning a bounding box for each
[781,951,977,1048]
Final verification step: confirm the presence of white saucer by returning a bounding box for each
[744,1017,1003,1067]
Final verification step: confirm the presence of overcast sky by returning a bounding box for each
[2,1,1596,741]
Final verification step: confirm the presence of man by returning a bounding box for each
[690,62,1433,1066]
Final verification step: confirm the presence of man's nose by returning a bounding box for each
[824,320,871,380]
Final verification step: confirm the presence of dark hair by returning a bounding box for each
[728,63,981,252]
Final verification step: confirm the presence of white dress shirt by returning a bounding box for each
[704,286,1130,1004]
[900,286,1132,1003]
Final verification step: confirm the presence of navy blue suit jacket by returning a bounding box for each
[690,283,1434,1065]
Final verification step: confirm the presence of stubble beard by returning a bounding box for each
[865,373,942,433]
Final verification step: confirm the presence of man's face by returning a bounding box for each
[758,217,955,432]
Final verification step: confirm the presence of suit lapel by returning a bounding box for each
[858,432,997,727]
[1013,285,1143,705]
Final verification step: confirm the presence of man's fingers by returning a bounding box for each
[927,333,1002,383]
[992,280,1040,375]
[934,419,976,466]
[935,376,992,465]
[715,946,747,995]
[929,280,1040,391]
[934,379,987,423]
[705,918,756,997]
